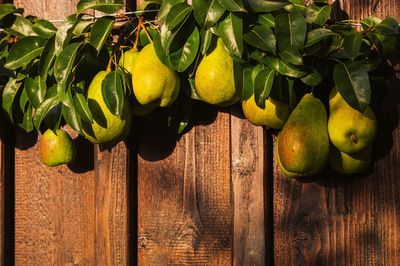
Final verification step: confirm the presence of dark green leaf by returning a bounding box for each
[305,28,335,47]
[263,56,306,78]
[102,70,124,117]
[55,14,79,55]
[25,76,46,108]
[258,13,275,27]
[244,24,275,54]
[172,27,200,72]
[32,19,57,38]
[2,78,22,122]
[279,46,302,65]
[218,12,243,57]
[18,103,33,132]
[375,17,399,35]
[193,0,225,28]
[153,32,175,69]
[217,0,246,12]
[0,4,23,20]
[275,12,307,52]
[77,0,124,14]
[33,96,59,130]
[342,32,362,59]
[90,16,115,54]
[333,61,370,112]
[5,16,34,37]
[306,3,331,26]
[300,68,321,87]
[254,67,275,109]
[158,0,186,22]
[165,2,192,30]
[200,28,213,55]
[5,36,46,70]
[62,89,82,132]
[245,0,288,12]
[360,16,382,30]
[233,62,253,101]
[73,92,93,123]
[177,97,193,134]
[367,32,397,58]
[39,36,56,79]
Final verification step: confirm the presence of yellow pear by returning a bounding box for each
[329,144,372,174]
[242,95,290,128]
[131,43,180,107]
[329,87,342,111]
[39,129,75,167]
[82,71,132,144]
[328,91,377,154]
[195,38,238,106]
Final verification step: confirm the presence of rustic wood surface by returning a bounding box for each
[273,1,400,265]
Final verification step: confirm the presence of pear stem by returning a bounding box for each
[106,57,113,72]
[133,16,143,50]
[141,22,153,43]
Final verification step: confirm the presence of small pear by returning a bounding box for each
[39,129,75,167]
[131,43,180,107]
[195,38,238,106]
[242,95,290,128]
[82,71,132,144]
[328,91,377,154]
[329,87,342,111]
[329,144,372,174]
[277,94,329,177]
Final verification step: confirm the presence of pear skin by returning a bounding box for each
[195,38,238,106]
[329,87,342,111]
[329,144,372,174]
[131,43,180,107]
[119,47,139,75]
[277,94,329,177]
[328,92,377,154]
[39,129,75,167]
[242,95,290,128]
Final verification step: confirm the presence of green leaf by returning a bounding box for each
[217,0,246,12]
[102,69,124,117]
[32,19,57,38]
[306,3,331,26]
[165,2,192,30]
[367,32,397,58]
[343,32,362,59]
[171,27,200,72]
[5,16,34,37]
[90,16,115,54]
[254,67,275,109]
[73,92,93,123]
[193,0,225,28]
[25,76,46,108]
[304,28,335,47]
[5,36,46,70]
[200,28,213,55]
[218,12,243,57]
[77,0,124,14]
[279,46,302,65]
[2,78,22,122]
[244,24,275,54]
[33,96,59,130]
[360,16,382,30]
[158,0,186,22]
[62,89,82,132]
[233,63,253,101]
[0,4,23,20]
[300,68,321,87]
[18,103,33,133]
[258,13,275,27]
[333,61,370,112]
[55,14,79,55]
[275,11,307,52]
[245,0,288,12]
[39,36,56,79]
[375,17,399,35]
[263,56,306,78]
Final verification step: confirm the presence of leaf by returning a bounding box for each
[275,12,307,52]
[342,32,362,59]
[306,3,331,26]
[200,28,213,55]
[73,92,93,123]
[258,13,275,27]
[62,89,82,132]
[0,4,23,20]
[2,78,22,122]
[245,0,288,12]
[165,2,192,30]
[90,16,115,54]
[217,0,246,12]
[39,36,56,79]
[375,17,399,35]
[158,0,186,22]
[333,60,370,112]
[233,63,253,101]
[44,102,62,131]
[33,96,59,130]
[218,12,243,57]
[102,69,124,117]
[279,46,302,65]
[171,27,200,72]
[304,28,335,47]
[5,16,34,37]
[177,97,193,134]
[300,68,321,87]
[55,14,78,55]
[360,16,382,30]
[192,0,225,28]
[254,67,275,109]
[25,76,46,108]
[263,56,306,78]
[18,103,33,132]
[77,0,124,14]
[5,36,46,70]
[244,24,275,54]
[32,19,57,38]
[367,32,397,59]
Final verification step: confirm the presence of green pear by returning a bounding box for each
[329,87,342,111]
[39,129,75,167]
[82,71,132,144]
[131,43,180,107]
[195,38,238,106]
[328,91,377,154]
[242,95,290,128]
[277,94,329,177]
[329,144,372,174]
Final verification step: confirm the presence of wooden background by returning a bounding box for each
[0,0,399,265]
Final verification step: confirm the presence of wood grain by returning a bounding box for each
[230,109,266,266]
[274,1,400,265]
[137,106,232,265]
[94,143,129,265]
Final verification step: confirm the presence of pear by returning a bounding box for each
[328,91,377,154]
[195,38,238,106]
[39,129,75,167]
[82,71,132,144]
[131,43,180,107]
[242,95,290,128]
[328,87,342,111]
[329,144,372,174]
[277,94,329,177]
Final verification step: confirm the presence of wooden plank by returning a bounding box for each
[273,2,400,265]
[137,107,232,265]
[94,143,129,265]
[230,109,266,266]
